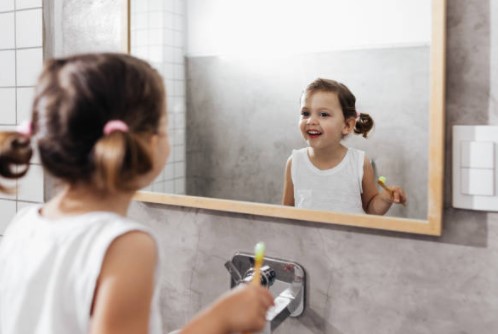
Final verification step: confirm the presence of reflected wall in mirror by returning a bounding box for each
[127,0,445,235]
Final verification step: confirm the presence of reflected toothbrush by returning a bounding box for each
[377,176,392,194]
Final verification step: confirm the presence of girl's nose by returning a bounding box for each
[306,114,318,124]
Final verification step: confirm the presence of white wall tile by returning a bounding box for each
[0,179,16,200]
[16,47,42,86]
[173,0,183,14]
[0,0,14,12]
[15,0,41,10]
[174,178,184,194]
[149,0,163,11]
[173,129,184,146]
[0,12,15,49]
[173,14,182,30]
[164,180,174,193]
[0,125,16,131]
[174,161,185,178]
[135,0,148,13]
[17,163,43,202]
[0,88,16,124]
[164,12,174,30]
[149,29,163,46]
[174,145,185,162]
[0,199,16,234]
[15,9,42,48]
[132,12,148,30]
[0,50,16,87]
[164,165,174,179]
[16,86,33,119]
[151,182,164,193]
[17,201,36,211]
[148,12,163,29]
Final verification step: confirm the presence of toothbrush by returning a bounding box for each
[377,176,392,194]
[243,242,265,334]
[251,242,265,286]
[378,176,406,206]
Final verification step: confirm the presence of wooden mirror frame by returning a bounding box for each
[123,0,446,236]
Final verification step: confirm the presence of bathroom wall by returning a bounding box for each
[45,0,498,333]
[0,0,44,235]
[130,0,187,195]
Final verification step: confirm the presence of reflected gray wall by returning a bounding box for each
[186,46,429,219]
[47,0,498,333]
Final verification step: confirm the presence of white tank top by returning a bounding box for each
[291,147,365,213]
[0,205,162,334]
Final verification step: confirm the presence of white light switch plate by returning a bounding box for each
[453,126,498,211]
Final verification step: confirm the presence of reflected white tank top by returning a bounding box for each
[0,205,162,334]
[291,147,365,213]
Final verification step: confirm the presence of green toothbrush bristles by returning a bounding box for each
[254,242,265,261]
[378,176,387,184]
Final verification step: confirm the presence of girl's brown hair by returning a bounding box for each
[0,53,166,193]
[304,78,374,138]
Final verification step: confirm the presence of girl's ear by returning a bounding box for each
[342,117,356,135]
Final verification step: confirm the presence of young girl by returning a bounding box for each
[282,78,406,215]
[0,53,273,334]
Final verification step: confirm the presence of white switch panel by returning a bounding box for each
[453,126,498,211]
[461,168,494,196]
[460,141,494,168]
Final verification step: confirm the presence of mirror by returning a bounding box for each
[125,0,445,235]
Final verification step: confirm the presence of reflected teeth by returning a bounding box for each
[307,130,321,135]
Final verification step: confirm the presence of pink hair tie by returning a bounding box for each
[16,120,32,137]
[356,111,361,120]
[103,120,129,135]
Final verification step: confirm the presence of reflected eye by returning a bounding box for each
[301,111,310,118]
[319,112,330,118]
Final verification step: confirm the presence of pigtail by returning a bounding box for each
[0,132,33,193]
[93,132,153,193]
[354,113,374,138]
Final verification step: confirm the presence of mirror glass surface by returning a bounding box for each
[130,0,432,220]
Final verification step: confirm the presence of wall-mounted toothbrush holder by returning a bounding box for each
[225,252,306,332]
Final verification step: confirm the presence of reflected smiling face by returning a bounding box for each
[299,91,353,151]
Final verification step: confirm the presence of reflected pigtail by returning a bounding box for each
[93,131,153,193]
[0,132,33,193]
[354,113,374,138]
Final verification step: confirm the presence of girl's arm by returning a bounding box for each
[180,284,274,334]
[282,157,295,206]
[90,232,274,334]
[361,157,406,215]
[90,231,157,334]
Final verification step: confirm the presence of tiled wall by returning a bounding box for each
[130,0,186,195]
[0,0,44,233]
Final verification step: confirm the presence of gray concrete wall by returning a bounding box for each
[185,46,429,219]
[47,0,498,333]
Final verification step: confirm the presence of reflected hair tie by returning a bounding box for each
[16,120,33,137]
[103,120,129,135]
[356,111,361,120]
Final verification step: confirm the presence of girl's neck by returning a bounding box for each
[307,144,348,169]
[42,184,135,220]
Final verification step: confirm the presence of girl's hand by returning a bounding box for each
[217,284,274,333]
[379,186,407,205]
[180,284,274,334]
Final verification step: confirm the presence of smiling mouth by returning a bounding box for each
[307,130,322,137]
